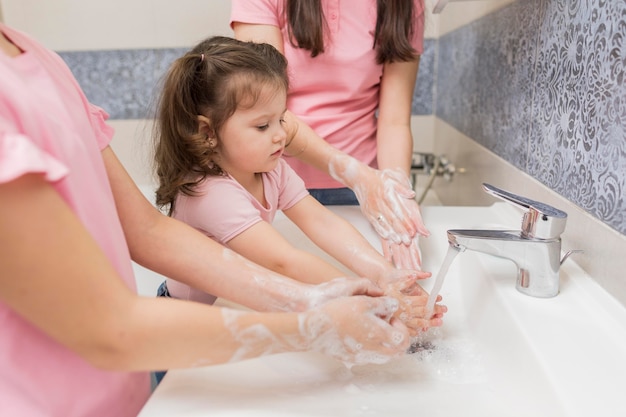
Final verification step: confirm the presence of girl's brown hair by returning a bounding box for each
[153,36,288,215]
[285,0,422,63]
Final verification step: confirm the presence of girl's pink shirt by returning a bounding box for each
[0,24,150,417]
[230,0,425,189]
[166,158,309,303]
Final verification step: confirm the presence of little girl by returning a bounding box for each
[153,36,446,331]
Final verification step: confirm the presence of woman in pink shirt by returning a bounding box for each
[0,24,414,417]
[231,0,429,270]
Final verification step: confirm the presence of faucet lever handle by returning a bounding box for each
[482,183,568,239]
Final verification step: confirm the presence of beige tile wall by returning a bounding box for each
[0,0,231,51]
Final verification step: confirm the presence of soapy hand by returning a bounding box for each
[379,270,447,336]
[301,295,410,366]
[328,155,429,270]
[382,237,422,270]
[353,166,429,243]
[301,277,385,310]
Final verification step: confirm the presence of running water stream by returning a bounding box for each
[425,246,461,317]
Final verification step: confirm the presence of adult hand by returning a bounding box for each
[329,155,429,269]
[354,167,429,270]
[352,166,429,243]
[301,295,410,366]
[302,277,384,310]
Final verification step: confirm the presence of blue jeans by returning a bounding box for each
[308,187,359,206]
[153,282,170,385]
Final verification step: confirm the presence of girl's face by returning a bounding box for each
[215,85,288,183]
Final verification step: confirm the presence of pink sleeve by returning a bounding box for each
[230,0,282,27]
[0,23,114,185]
[0,85,68,184]
[87,104,115,151]
[0,131,68,184]
[275,159,308,211]
[411,0,426,55]
[0,100,111,186]
[175,179,264,245]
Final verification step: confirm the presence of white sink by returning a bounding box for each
[138,204,626,417]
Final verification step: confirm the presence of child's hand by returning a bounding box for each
[300,295,410,366]
[382,236,422,270]
[381,271,447,336]
[376,267,431,290]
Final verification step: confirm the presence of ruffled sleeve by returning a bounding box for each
[87,103,115,151]
[0,131,68,185]
[230,0,283,27]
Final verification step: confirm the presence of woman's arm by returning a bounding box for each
[374,57,428,269]
[376,58,420,175]
[0,172,287,370]
[0,157,409,371]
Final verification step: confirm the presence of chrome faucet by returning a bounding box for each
[447,183,576,298]
[411,152,461,204]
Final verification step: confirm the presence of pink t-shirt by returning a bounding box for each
[166,158,308,303]
[0,24,150,417]
[230,0,425,189]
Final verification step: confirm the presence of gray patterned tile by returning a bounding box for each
[412,38,436,115]
[437,0,626,236]
[59,48,186,120]
[60,39,437,120]
[529,0,626,234]
[437,0,543,170]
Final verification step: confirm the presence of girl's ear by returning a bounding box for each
[197,115,213,138]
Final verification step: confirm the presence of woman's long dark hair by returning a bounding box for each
[285,0,421,63]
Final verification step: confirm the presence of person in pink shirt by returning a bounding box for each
[231,0,429,270]
[152,37,445,334]
[0,24,417,417]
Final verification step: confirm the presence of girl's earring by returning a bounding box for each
[208,138,216,148]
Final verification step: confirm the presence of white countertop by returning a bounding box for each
[139,205,626,417]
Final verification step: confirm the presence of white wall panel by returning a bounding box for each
[0,0,231,51]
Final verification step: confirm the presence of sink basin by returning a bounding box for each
[138,204,626,417]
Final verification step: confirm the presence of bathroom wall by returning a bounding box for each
[435,0,626,237]
[431,0,626,304]
[0,0,443,187]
